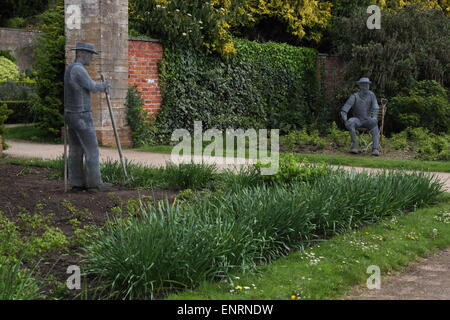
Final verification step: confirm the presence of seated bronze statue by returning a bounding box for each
[340,77,380,156]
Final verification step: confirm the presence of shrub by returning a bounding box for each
[0,103,12,149]
[0,80,37,123]
[129,0,248,57]
[281,123,351,152]
[256,153,330,184]
[388,130,409,151]
[98,159,217,190]
[164,162,217,190]
[407,128,450,161]
[155,39,318,143]
[30,0,65,137]
[126,86,157,147]
[130,0,332,57]
[0,56,19,82]
[280,129,327,152]
[83,170,442,299]
[388,127,450,161]
[388,80,450,134]
[239,0,332,43]
[327,121,350,149]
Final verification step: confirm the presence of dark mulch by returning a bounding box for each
[0,162,177,299]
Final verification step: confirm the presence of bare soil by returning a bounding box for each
[0,162,177,298]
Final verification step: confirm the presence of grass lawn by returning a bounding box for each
[167,193,450,300]
[3,125,62,144]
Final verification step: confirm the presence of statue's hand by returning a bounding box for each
[103,81,111,94]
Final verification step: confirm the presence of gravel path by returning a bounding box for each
[346,249,450,300]
[3,140,254,171]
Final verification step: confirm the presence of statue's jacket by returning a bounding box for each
[342,91,379,120]
[64,62,105,113]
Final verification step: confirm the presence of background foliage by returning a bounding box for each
[126,85,157,147]
[326,5,450,136]
[0,0,52,27]
[29,0,65,137]
[388,81,450,134]
[0,103,13,149]
[0,57,19,82]
[129,0,249,57]
[331,5,450,99]
[129,0,334,56]
[152,39,318,143]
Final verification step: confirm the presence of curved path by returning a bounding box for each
[4,140,449,192]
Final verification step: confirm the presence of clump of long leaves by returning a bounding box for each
[83,169,442,299]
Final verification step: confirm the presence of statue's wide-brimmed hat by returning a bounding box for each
[356,77,372,85]
[71,42,101,55]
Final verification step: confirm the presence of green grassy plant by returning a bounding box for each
[82,170,443,299]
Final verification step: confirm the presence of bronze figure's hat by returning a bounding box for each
[356,77,372,85]
[71,42,101,55]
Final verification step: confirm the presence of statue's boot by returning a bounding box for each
[87,182,114,193]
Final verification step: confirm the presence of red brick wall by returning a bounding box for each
[316,54,346,100]
[128,39,163,115]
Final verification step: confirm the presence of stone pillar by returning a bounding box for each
[65,0,132,147]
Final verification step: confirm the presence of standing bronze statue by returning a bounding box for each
[340,77,381,156]
[64,42,113,192]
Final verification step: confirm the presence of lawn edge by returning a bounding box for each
[166,193,450,300]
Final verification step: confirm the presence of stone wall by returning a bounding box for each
[128,38,163,115]
[65,0,131,147]
[0,27,40,72]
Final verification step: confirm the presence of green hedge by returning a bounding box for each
[153,39,320,143]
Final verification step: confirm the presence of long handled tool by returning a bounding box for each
[380,98,388,145]
[63,123,69,193]
[101,74,129,180]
